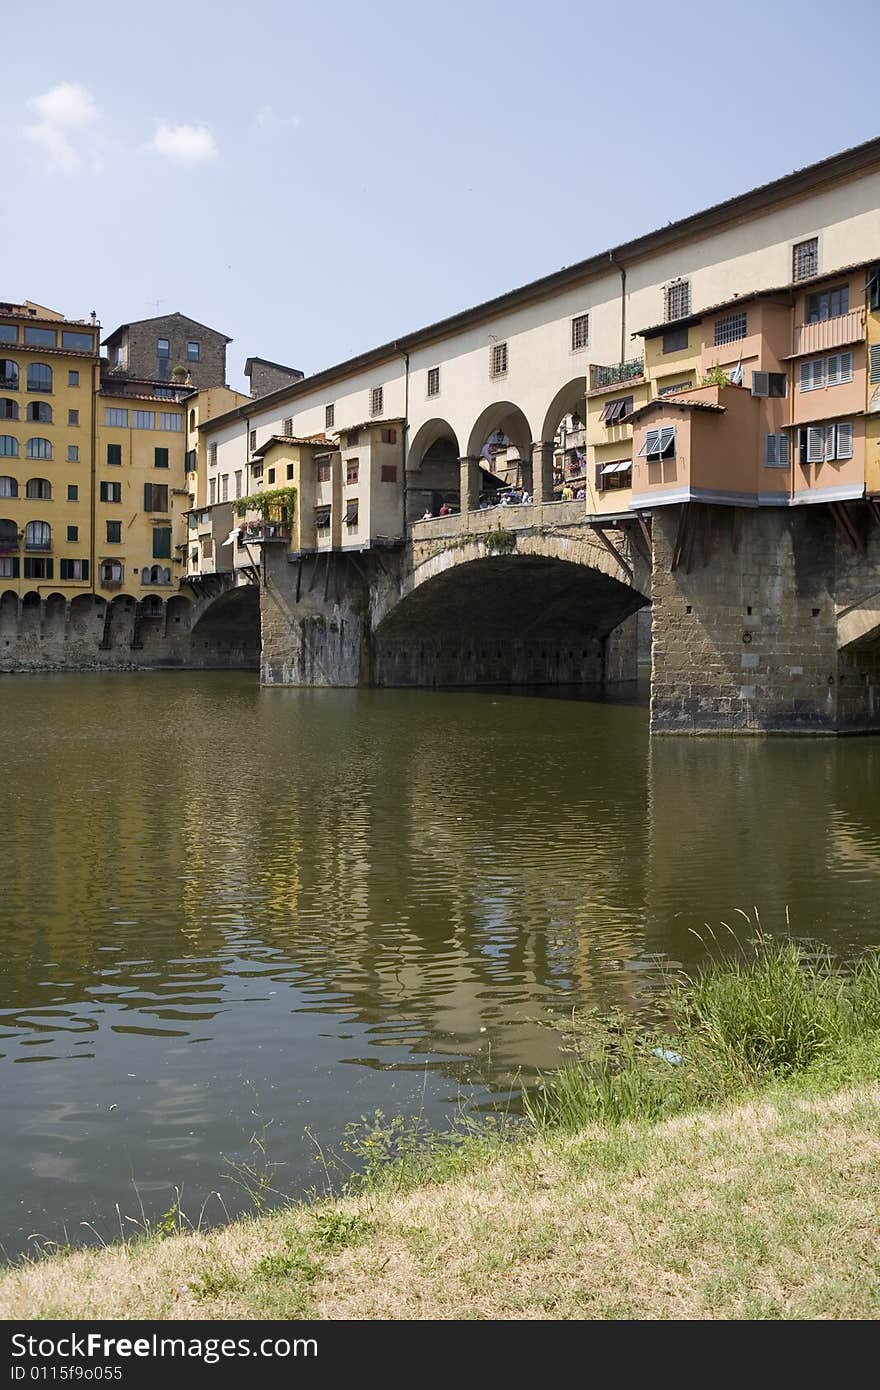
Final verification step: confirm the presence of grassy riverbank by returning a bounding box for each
[3,940,880,1320]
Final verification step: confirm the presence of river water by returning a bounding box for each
[2,672,879,1256]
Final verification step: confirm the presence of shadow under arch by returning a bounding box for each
[190,584,260,668]
[466,401,533,469]
[540,376,587,444]
[406,417,460,524]
[373,551,647,688]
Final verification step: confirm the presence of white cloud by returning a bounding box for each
[150,122,218,166]
[23,81,101,174]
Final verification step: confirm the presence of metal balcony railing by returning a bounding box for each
[590,360,644,390]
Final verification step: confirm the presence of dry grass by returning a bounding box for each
[2,1082,879,1321]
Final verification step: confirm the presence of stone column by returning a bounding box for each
[459,456,481,514]
[531,441,555,505]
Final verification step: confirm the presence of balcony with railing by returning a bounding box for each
[589,359,644,391]
[237,521,291,545]
[790,307,865,358]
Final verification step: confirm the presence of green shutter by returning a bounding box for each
[45,559,53,580]
[82,559,89,581]
[67,526,78,542]
[107,443,122,466]
[11,557,18,578]
[154,447,169,468]
[152,527,171,559]
[144,483,152,511]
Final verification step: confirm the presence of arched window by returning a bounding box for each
[24,520,51,551]
[0,436,18,457]
[26,400,52,423]
[26,478,52,500]
[26,363,53,393]
[100,560,123,586]
[0,519,17,548]
[0,361,17,390]
[189,409,196,430]
[0,477,19,498]
[26,437,52,460]
[163,567,171,584]
[0,399,18,420]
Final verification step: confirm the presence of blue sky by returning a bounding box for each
[3,0,877,391]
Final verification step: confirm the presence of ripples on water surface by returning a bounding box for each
[2,672,880,1254]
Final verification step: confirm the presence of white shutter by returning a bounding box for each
[835,422,853,460]
[840,352,854,384]
[870,344,880,386]
[764,434,778,466]
[779,433,791,467]
[800,359,824,391]
[752,370,769,397]
[826,354,840,387]
[806,427,824,463]
[824,424,836,461]
[659,426,676,455]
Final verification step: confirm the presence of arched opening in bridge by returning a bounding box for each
[406,419,460,524]
[541,377,588,501]
[373,552,648,690]
[190,584,261,669]
[466,402,534,505]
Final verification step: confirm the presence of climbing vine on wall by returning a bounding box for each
[236,486,298,521]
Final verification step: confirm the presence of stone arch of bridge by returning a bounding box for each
[406,417,461,524]
[190,582,261,667]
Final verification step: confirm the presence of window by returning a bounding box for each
[0,326,16,343]
[152,526,171,559]
[0,558,19,578]
[26,438,52,460]
[0,476,17,496]
[104,408,128,427]
[132,411,155,430]
[664,281,690,322]
[638,426,676,461]
[324,403,335,429]
[267,468,275,483]
[662,328,688,354]
[798,359,824,392]
[60,558,89,580]
[570,314,590,351]
[234,470,243,499]
[62,330,93,352]
[659,380,690,396]
[26,401,52,423]
[100,561,123,586]
[154,447,169,469]
[185,448,197,471]
[868,266,880,314]
[381,464,398,483]
[27,363,52,392]
[68,409,79,426]
[599,395,633,425]
[345,430,359,447]
[370,386,384,416]
[220,475,228,502]
[186,341,200,361]
[798,353,853,391]
[23,557,52,579]
[763,434,791,468]
[793,238,819,282]
[596,460,633,492]
[0,399,18,420]
[67,445,79,462]
[345,500,359,527]
[0,361,18,389]
[799,422,854,463]
[159,412,182,431]
[427,367,441,398]
[67,485,78,501]
[714,312,747,346]
[202,538,213,559]
[0,518,18,547]
[143,483,169,512]
[25,520,51,550]
[157,338,170,357]
[209,478,216,504]
[870,344,880,386]
[317,460,331,483]
[751,371,787,398]
[26,477,51,499]
[282,417,293,437]
[249,430,257,452]
[347,460,359,484]
[107,443,122,466]
[106,520,121,543]
[100,481,122,503]
[0,436,18,457]
[315,506,331,529]
[490,342,508,377]
[208,442,217,467]
[806,285,849,323]
[68,370,79,387]
[286,463,294,480]
[24,326,56,347]
[380,428,397,444]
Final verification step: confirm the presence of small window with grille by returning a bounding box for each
[793,238,818,283]
[325,404,335,429]
[571,315,589,351]
[427,367,440,397]
[370,386,383,416]
[714,312,747,346]
[664,281,690,322]
[491,342,508,377]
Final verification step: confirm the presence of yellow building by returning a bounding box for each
[0,300,99,596]
[183,385,249,577]
[583,362,650,512]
